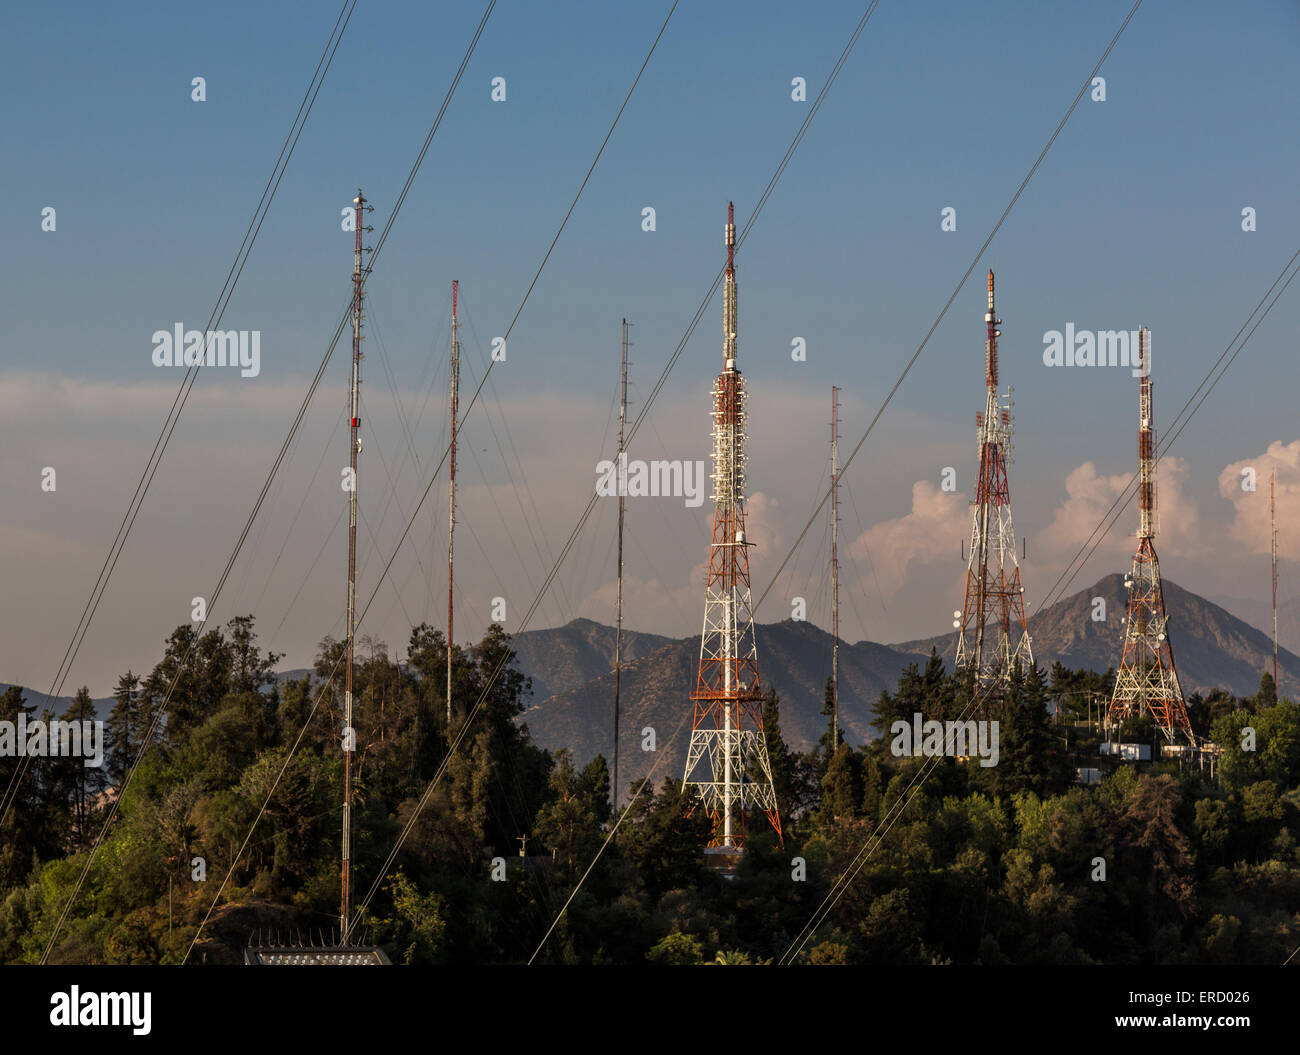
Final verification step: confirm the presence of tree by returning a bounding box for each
[0,686,43,889]
[144,624,233,744]
[377,870,447,964]
[51,688,106,850]
[860,753,883,823]
[1237,780,1285,861]
[533,749,602,879]
[621,779,711,901]
[992,664,1068,799]
[762,688,812,819]
[1048,662,1113,723]
[105,671,147,787]
[817,745,862,826]
[580,755,611,826]
[815,676,842,776]
[1117,774,1196,928]
[646,931,703,965]
[1209,705,1300,790]
[226,615,282,696]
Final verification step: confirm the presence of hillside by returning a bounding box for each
[893,573,1300,698]
[513,574,1297,786]
[519,620,928,793]
[510,617,676,702]
[1211,594,1300,658]
[0,684,114,721]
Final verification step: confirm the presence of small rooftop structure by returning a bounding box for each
[245,946,390,965]
[244,930,390,965]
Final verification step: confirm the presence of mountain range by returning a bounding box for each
[6,577,1291,795]
[516,574,1298,789]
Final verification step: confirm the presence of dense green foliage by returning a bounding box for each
[1,626,1297,965]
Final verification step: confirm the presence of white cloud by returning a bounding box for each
[1219,439,1300,561]
[844,480,968,598]
[1036,457,1201,562]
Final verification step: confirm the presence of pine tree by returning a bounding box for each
[105,670,146,787]
[54,688,106,850]
[1256,671,1278,709]
[534,749,603,878]
[817,744,862,826]
[580,754,611,825]
[992,663,1066,798]
[0,686,42,888]
[816,675,843,776]
[763,687,804,818]
[860,752,883,824]
[226,614,282,696]
[871,660,927,740]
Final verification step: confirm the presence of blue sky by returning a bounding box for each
[3,0,1299,694]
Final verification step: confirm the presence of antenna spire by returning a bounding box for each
[830,386,840,746]
[1137,329,1155,541]
[723,202,737,367]
[614,319,628,814]
[342,188,372,944]
[1107,327,1193,746]
[682,201,781,855]
[448,280,460,726]
[985,269,999,392]
[1272,467,1279,689]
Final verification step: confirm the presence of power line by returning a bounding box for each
[751,0,1145,621]
[524,0,895,960]
[184,0,677,960]
[777,249,1300,962]
[1034,246,1300,615]
[1,0,358,829]
[351,8,691,924]
[38,0,497,961]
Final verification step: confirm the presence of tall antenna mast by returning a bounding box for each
[1107,328,1193,745]
[1272,466,1279,689]
[613,318,628,813]
[830,385,840,746]
[342,188,372,944]
[448,280,460,726]
[955,270,1033,696]
[682,202,781,853]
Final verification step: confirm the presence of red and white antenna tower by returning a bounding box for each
[954,270,1033,693]
[447,280,460,726]
[682,202,782,852]
[341,188,372,943]
[1106,329,1193,744]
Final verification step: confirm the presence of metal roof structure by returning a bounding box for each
[244,946,391,965]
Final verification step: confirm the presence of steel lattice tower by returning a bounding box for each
[682,202,782,851]
[1106,329,1193,744]
[954,270,1033,694]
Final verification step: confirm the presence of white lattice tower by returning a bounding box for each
[681,202,782,849]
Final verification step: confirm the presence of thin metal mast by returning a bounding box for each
[830,385,840,745]
[613,319,628,813]
[723,207,735,848]
[448,280,460,726]
[342,189,370,943]
[1273,467,1279,688]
